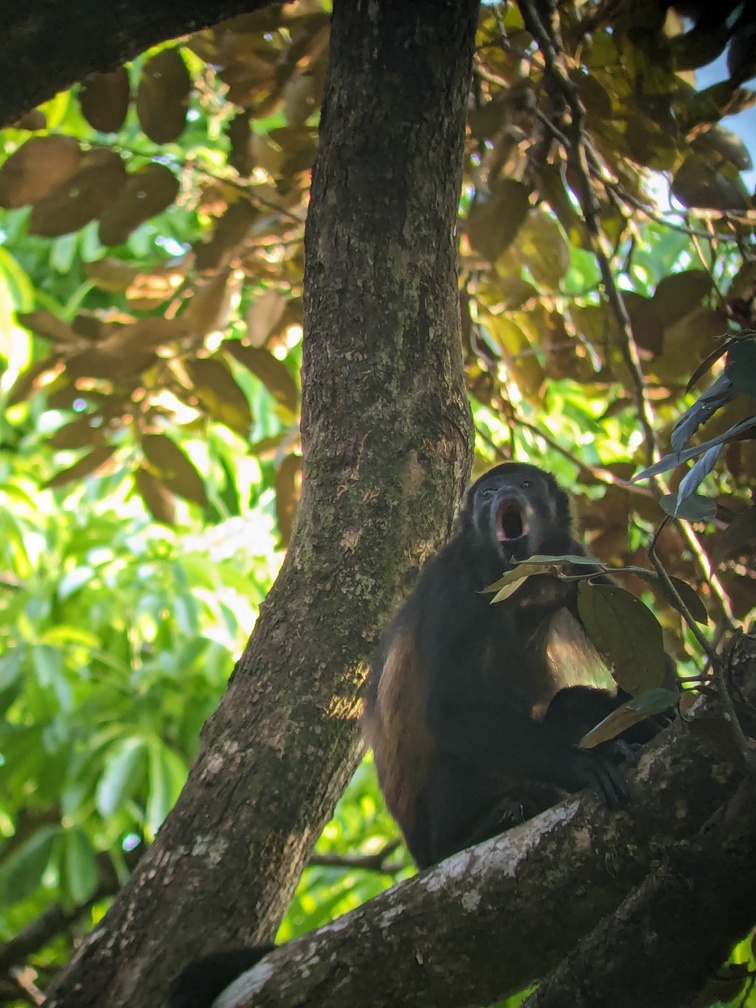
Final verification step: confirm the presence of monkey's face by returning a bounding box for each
[466,464,566,570]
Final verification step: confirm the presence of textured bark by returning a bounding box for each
[44,1,476,1006]
[523,633,756,1008]
[174,638,756,1008]
[1,0,272,128]
[524,786,756,1008]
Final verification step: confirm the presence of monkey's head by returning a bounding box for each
[461,463,573,579]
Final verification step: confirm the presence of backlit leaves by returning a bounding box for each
[184,357,253,437]
[2,0,754,628]
[136,48,191,144]
[98,163,179,246]
[29,149,127,237]
[0,136,81,208]
[141,433,208,508]
[79,68,130,133]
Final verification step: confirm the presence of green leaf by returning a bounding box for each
[659,493,717,522]
[146,741,187,835]
[725,340,756,399]
[95,736,148,817]
[580,688,678,749]
[577,582,667,696]
[61,826,99,905]
[0,826,59,904]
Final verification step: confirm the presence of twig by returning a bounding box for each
[514,0,738,629]
[649,519,756,776]
[309,840,404,874]
[516,0,658,467]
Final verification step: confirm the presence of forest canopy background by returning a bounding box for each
[0,1,755,1006]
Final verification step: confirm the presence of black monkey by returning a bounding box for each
[165,463,672,1004]
[665,0,756,78]
[363,462,670,869]
[166,945,275,1008]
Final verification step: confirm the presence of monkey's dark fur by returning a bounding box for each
[363,462,669,868]
[167,945,275,1008]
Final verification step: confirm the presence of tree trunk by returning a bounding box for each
[44,1,477,1006]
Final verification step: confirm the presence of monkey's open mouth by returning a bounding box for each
[496,499,529,541]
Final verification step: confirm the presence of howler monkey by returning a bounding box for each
[166,463,671,1006]
[363,462,671,869]
[166,945,275,1008]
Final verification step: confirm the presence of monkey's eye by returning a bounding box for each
[521,480,532,489]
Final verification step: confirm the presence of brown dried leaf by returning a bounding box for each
[65,317,186,381]
[651,269,712,327]
[141,433,208,507]
[182,269,233,335]
[226,342,299,413]
[622,291,664,356]
[134,467,176,525]
[651,306,728,385]
[692,126,752,171]
[79,68,130,133]
[17,310,83,346]
[227,111,254,177]
[12,110,47,131]
[712,507,756,567]
[245,289,287,347]
[194,201,258,272]
[66,346,158,381]
[672,153,750,211]
[48,417,104,450]
[98,163,179,246]
[466,179,531,263]
[84,257,139,293]
[45,445,116,488]
[184,357,252,436]
[29,150,127,237]
[275,454,302,546]
[0,136,82,208]
[136,48,191,144]
[284,72,318,128]
[6,357,61,405]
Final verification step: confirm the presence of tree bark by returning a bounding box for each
[43,1,476,1006]
[524,785,756,1008]
[1,0,273,128]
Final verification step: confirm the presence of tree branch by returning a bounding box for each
[1,0,274,127]
[524,781,756,1008]
[191,638,756,1008]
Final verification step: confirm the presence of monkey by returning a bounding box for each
[166,945,275,1008]
[165,463,674,1005]
[663,1,756,79]
[363,462,674,869]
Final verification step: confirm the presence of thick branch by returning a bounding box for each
[191,646,756,1008]
[1,0,273,127]
[524,783,756,1008]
